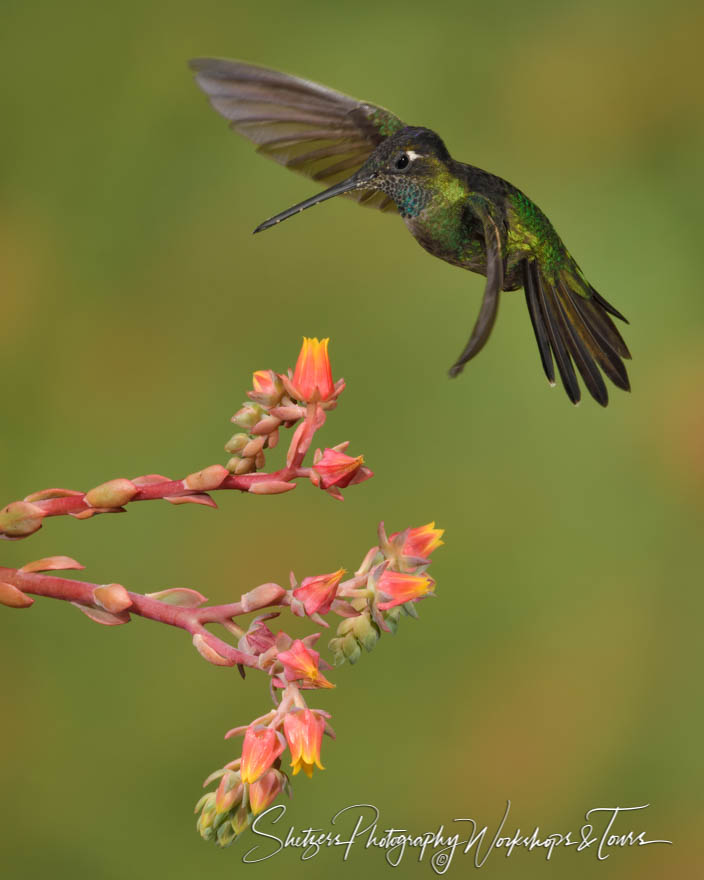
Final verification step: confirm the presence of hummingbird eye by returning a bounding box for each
[394,153,410,171]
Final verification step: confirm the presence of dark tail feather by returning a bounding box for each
[589,287,628,324]
[523,259,631,407]
[523,261,555,386]
[531,262,581,404]
[557,284,630,392]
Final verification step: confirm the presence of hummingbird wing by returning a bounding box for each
[448,196,505,377]
[523,259,631,406]
[189,58,405,214]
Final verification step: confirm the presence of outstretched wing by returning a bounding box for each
[189,57,406,213]
[522,258,631,406]
[448,196,505,377]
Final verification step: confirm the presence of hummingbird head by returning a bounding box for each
[253,126,452,232]
[356,127,452,217]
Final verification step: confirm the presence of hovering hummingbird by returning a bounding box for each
[190,58,631,406]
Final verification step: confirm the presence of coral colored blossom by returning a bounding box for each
[283,709,325,778]
[240,726,286,784]
[293,568,346,615]
[313,448,365,489]
[392,522,445,558]
[376,570,435,610]
[277,639,334,689]
[252,370,278,395]
[290,337,334,402]
[249,768,286,815]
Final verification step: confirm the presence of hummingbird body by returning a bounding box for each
[190,59,631,406]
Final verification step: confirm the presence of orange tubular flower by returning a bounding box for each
[397,522,445,558]
[376,569,435,610]
[240,726,286,784]
[283,709,325,778]
[293,568,346,616]
[290,337,334,402]
[277,639,335,689]
[249,768,286,815]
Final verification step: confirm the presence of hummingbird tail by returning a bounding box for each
[522,259,631,407]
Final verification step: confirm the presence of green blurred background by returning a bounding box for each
[1,0,702,877]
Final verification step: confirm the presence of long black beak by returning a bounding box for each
[253,171,377,234]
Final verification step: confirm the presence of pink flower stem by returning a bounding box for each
[0,566,294,670]
[29,467,313,521]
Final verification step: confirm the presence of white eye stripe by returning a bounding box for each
[405,150,422,161]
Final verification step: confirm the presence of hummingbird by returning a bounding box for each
[190,58,631,406]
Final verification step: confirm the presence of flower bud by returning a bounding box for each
[84,479,138,509]
[0,501,45,539]
[215,771,244,814]
[224,433,250,455]
[0,582,34,608]
[241,435,266,458]
[93,583,133,614]
[251,415,281,436]
[183,464,228,492]
[249,768,286,815]
[341,633,362,664]
[234,457,255,475]
[248,370,285,407]
[226,456,243,474]
[240,582,287,612]
[231,403,266,430]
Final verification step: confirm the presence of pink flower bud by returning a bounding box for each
[293,569,345,616]
[238,618,276,655]
[215,771,244,814]
[240,582,287,613]
[375,570,435,610]
[93,583,133,614]
[249,768,286,815]
[248,370,285,407]
[283,709,325,778]
[277,639,334,689]
[241,435,266,458]
[240,726,286,785]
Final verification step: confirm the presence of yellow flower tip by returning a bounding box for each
[291,759,323,779]
[313,674,336,689]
